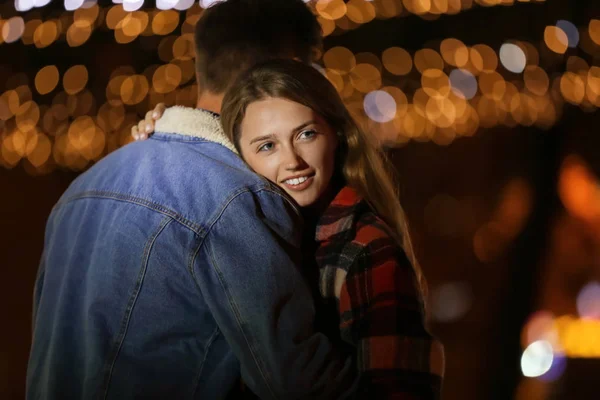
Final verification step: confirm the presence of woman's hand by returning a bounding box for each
[131,103,166,141]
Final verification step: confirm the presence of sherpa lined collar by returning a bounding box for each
[154,106,238,154]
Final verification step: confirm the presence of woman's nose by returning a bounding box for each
[282,148,306,171]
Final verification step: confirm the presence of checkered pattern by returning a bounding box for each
[315,186,444,399]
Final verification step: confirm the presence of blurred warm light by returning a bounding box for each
[566,55,589,74]
[33,20,59,48]
[430,281,472,323]
[63,65,89,95]
[440,38,469,67]
[589,19,600,46]
[27,133,52,167]
[120,75,150,105]
[345,0,376,24]
[414,48,444,73]
[67,20,93,47]
[559,72,586,105]
[422,68,451,97]
[151,10,180,35]
[152,64,182,94]
[554,315,600,358]
[381,47,412,76]
[317,15,336,37]
[474,178,532,262]
[544,26,569,54]
[523,66,549,96]
[402,0,432,15]
[559,155,600,224]
[16,101,41,133]
[22,19,42,45]
[172,34,194,60]
[316,0,348,21]
[521,340,554,378]
[363,90,396,123]
[479,71,506,101]
[323,46,356,74]
[587,66,600,106]
[349,63,382,93]
[35,66,60,95]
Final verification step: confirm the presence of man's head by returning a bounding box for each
[194,0,322,97]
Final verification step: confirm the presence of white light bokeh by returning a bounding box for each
[521,340,554,378]
[200,0,223,8]
[34,0,52,6]
[64,0,85,11]
[15,0,35,12]
[123,0,144,12]
[499,43,526,74]
[577,281,600,319]
[174,0,195,10]
[363,90,396,123]
[156,0,178,10]
[557,20,580,48]
[430,281,472,323]
[449,69,477,100]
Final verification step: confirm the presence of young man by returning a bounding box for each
[26,1,357,399]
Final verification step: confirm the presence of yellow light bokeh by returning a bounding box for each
[440,38,469,67]
[316,0,348,21]
[67,22,93,47]
[589,19,600,46]
[63,65,89,95]
[35,66,60,95]
[560,72,586,104]
[349,63,382,93]
[544,26,568,54]
[120,75,150,105]
[346,0,376,24]
[523,66,549,96]
[382,47,412,76]
[152,64,182,94]
[33,21,59,49]
[152,10,180,36]
[414,48,444,73]
[323,47,357,74]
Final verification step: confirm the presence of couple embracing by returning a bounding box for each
[27,1,444,399]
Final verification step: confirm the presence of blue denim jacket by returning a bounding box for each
[27,107,355,400]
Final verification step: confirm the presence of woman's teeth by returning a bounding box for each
[285,176,309,186]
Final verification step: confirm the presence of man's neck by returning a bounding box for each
[196,90,224,115]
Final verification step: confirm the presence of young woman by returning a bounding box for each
[134,59,444,398]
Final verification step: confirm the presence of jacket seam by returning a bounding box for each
[54,191,204,235]
[100,216,173,400]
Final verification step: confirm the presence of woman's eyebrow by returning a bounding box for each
[249,133,277,145]
[293,120,317,132]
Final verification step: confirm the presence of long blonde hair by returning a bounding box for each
[220,59,427,300]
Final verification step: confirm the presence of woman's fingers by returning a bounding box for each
[153,103,166,119]
[131,103,166,141]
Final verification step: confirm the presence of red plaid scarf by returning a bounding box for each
[315,186,444,399]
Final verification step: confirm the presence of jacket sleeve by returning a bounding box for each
[195,188,357,400]
[338,239,445,400]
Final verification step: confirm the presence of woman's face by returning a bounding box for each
[238,97,338,208]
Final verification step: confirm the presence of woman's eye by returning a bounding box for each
[299,129,317,140]
[258,142,274,152]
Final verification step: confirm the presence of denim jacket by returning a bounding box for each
[27,107,355,400]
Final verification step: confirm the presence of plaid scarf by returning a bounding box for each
[315,186,445,399]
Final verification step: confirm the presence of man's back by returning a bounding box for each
[27,108,342,399]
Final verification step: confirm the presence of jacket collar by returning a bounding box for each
[154,106,238,154]
[315,186,364,242]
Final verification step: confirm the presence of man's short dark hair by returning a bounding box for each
[194,0,322,94]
